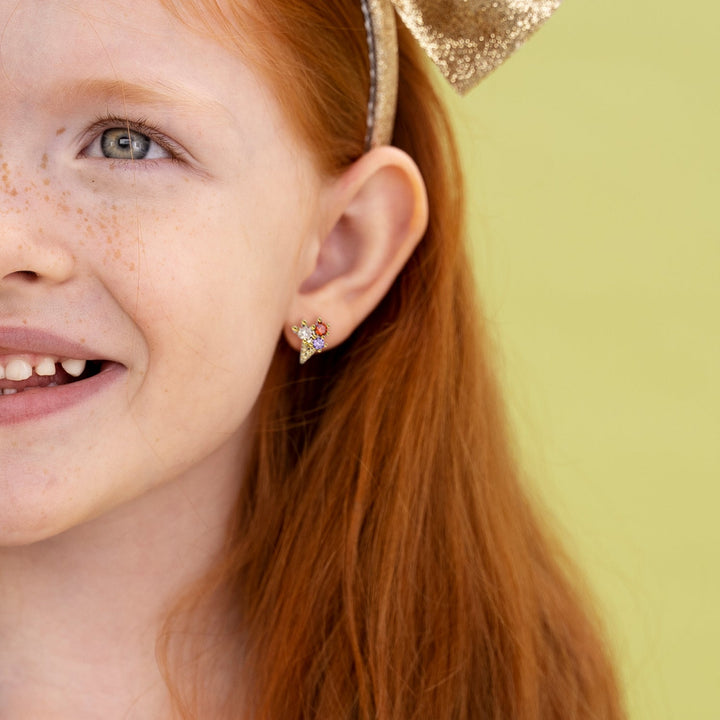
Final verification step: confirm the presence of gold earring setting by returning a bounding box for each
[291,318,329,364]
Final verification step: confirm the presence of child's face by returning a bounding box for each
[0,0,326,543]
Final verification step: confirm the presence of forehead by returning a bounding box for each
[0,0,258,115]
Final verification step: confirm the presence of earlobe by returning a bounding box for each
[284,146,428,355]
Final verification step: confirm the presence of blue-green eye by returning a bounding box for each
[101,128,152,159]
[84,125,172,161]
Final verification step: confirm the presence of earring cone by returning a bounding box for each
[299,344,316,364]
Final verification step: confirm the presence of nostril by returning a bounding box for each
[5,270,39,281]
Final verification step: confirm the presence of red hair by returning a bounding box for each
[158,2,626,718]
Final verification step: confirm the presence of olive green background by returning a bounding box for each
[445,1,718,717]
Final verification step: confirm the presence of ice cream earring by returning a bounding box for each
[291,318,330,364]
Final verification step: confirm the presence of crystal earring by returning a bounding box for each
[291,318,329,364]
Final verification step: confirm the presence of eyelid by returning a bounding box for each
[81,114,190,163]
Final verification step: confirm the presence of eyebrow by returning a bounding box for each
[57,78,231,118]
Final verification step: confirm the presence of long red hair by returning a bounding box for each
[159,2,626,718]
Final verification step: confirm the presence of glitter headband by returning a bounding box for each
[360,0,562,149]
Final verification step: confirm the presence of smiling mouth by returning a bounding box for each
[0,358,106,396]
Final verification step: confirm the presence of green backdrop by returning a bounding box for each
[446,1,719,718]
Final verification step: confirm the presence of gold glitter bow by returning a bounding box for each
[361,0,562,148]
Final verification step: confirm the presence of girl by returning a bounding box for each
[0,0,625,718]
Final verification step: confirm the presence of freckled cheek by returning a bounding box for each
[81,192,297,332]
[0,168,81,226]
[95,208,141,273]
[0,167,141,274]
[79,199,156,276]
[82,201,223,310]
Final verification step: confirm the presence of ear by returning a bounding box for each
[283,146,428,353]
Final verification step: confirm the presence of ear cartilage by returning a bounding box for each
[291,318,329,364]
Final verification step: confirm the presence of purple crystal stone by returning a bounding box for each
[313,337,325,350]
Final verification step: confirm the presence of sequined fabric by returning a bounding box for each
[363,0,562,146]
[392,0,561,95]
[363,0,398,149]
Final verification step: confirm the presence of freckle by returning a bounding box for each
[43,178,50,185]
[40,154,48,169]
[22,319,27,325]
[106,238,112,244]
[76,208,83,215]
[128,263,135,271]
[44,195,49,201]
[9,188,17,196]
[56,127,66,136]
[114,249,121,259]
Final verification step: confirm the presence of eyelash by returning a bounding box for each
[82,114,188,167]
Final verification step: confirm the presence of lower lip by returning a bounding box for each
[0,363,125,426]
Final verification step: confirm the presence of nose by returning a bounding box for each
[0,208,75,290]
[0,234,75,289]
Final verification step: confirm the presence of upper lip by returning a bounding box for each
[0,327,112,361]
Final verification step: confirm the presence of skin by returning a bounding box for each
[0,0,326,545]
[0,0,427,716]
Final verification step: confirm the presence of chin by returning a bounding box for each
[0,471,108,548]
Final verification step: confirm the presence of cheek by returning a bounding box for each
[0,166,137,269]
[130,196,299,347]
[92,185,300,316]
[86,191,301,457]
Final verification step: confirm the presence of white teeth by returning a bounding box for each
[61,358,86,377]
[35,357,57,376]
[0,356,87,383]
[5,358,33,382]
[2,388,18,395]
